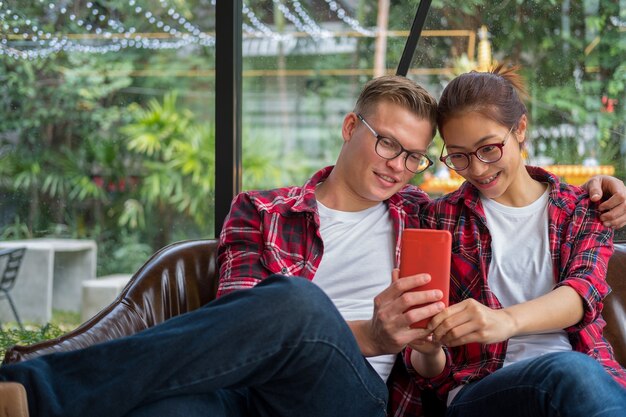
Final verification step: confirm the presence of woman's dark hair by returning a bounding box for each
[437,64,528,134]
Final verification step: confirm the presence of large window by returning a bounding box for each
[240,0,625,196]
[1,1,216,279]
[1,0,624,277]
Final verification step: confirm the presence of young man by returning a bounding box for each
[1,75,625,417]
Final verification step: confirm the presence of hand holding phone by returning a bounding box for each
[400,228,451,328]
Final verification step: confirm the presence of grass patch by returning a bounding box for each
[0,310,81,359]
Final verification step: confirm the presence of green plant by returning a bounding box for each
[0,310,81,358]
[121,92,217,248]
[97,231,154,276]
[0,324,66,359]
[0,216,31,240]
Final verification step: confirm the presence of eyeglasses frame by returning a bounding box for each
[438,125,516,171]
[356,113,433,174]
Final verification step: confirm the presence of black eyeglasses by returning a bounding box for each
[357,114,433,174]
[439,125,515,171]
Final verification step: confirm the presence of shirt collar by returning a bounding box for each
[291,166,334,213]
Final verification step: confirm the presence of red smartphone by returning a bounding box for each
[399,228,452,328]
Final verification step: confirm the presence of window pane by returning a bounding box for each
[240,1,624,196]
[416,0,625,194]
[0,0,216,324]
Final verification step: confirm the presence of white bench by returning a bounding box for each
[80,274,132,323]
[0,239,97,324]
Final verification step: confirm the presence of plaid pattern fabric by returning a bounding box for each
[408,165,626,400]
[217,165,431,417]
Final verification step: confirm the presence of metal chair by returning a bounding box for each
[0,247,26,330]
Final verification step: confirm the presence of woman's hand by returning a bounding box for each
[408,330,446,378]
[428,299,517,347]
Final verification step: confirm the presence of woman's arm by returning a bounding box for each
[553,201,613,330]
[409,339,447,377]
[428,287,582,347]
[429,197,613,346]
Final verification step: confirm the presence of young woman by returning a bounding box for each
[408,65,626,417]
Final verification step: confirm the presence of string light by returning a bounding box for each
[323,0,374,36]
[291,1,326,36]
[243,3,291,41]
[0,0,374,60]
[272,0,331,38]
[0,0,214,60]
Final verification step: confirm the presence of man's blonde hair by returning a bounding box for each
[354,75,438,138]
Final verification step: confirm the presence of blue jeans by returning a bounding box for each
[447,351,626,417]
[1,276,388,417]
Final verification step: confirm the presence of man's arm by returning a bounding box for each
[216,192,270,297]
[582,175,626,228]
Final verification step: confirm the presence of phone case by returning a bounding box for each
[399,228,451,328]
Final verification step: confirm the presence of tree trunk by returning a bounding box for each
[374,0,390,77]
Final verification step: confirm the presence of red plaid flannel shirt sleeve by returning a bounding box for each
[215,169,325,298]
[552,193,614,331]
[217,192,271,297]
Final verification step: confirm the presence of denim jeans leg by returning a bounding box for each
[1,275,388,417]
[125,388,250,417]
[447,351,626,417]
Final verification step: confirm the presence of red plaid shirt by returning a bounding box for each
[408,166,626,400]
[217,166,430,417]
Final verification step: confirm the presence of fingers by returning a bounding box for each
[428,299,487,345]
[391,273,433,295]
[408,327,434,341]
[590,175,626,228]
[408,337,443,356]
[436,322,481,347]
[598,195,626,229]
[391,268,400,283]
[428,300,514,346]
[379,273,445,328]
[376,273,433,309]
[585,177,603,202]
[427,300,467,330]
[404,301,446,327]
[429,303,472,342]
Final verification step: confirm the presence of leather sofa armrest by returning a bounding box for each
[3,239,220,364]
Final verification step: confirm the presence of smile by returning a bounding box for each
[376,172,398,183]
[475,172,500,185]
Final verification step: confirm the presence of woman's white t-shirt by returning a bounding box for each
[448,189,572,405]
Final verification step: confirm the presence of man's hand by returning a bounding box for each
[353,269,445,356]
[582,175,626,228]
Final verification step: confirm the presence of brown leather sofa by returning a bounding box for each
[3,234,626,408]
[3,239,220,363]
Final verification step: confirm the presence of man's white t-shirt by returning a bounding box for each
[313,200,397,381]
